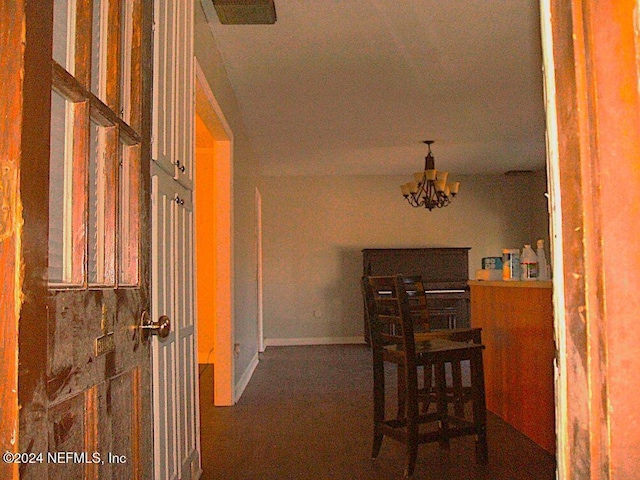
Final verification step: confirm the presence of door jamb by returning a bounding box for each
[255,187,264,353]
[194,59,235,406]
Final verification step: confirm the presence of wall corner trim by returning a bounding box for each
[234,352,259,403]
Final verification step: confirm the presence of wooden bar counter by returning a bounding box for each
[469,280,555,454]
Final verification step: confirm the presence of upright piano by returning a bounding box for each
[362,248,471,338]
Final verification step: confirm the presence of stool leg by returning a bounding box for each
[404,370,420,477]
[404,417,419,477]
[470,349,488,464]
[434,361,450,450]
[420,363,433,414]
[397,364,406,420]
[372,426,384,460]
[372,354,385,459]
[451,360,464,417]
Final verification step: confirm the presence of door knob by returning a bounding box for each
[141,311,171,340]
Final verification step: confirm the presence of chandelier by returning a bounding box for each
[400,141,460,210]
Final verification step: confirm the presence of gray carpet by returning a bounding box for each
[199,344,555,479]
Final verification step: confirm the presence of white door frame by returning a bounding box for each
[195,59,235,406]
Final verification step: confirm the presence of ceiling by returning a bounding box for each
[201,0,547,176]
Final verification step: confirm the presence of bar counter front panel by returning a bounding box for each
[469,280,555,455]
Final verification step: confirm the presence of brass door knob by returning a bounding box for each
[141,312,171,340]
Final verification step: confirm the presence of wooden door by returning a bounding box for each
[15,0,155,479]
[151,0,200,478]
[150,166,179,478]
[0,2,26,479]
[152,0,194,188]
[151,164,200,480]
[543,0,640,477]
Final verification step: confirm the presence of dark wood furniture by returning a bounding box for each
[401,276,483,417]
[470,280,555,454]
[362,275,488,477]
[362,248,471,338]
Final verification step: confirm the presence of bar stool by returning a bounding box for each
[401,275,482,416]
[362,275,488,477]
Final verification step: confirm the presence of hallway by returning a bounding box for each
[198,345,556,479]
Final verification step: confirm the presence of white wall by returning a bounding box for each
[194,2,260,386]
[261,172,549,342]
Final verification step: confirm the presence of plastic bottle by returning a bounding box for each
[536,239,549,281]
[520,244,538,281]
[502,249,521,281]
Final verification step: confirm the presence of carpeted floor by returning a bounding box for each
[198,344,556,479]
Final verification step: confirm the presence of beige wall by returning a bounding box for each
[193,0,550,353]
[261,172,549,342]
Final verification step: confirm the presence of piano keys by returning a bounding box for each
[362,248,471,338]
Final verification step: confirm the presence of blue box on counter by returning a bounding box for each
[482,257,503,270]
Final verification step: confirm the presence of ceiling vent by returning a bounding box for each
[212,0,277,25]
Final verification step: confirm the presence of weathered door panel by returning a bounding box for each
[15,0,155,478]
[1,1,26,478]
[545,0,640,476]
[38,289,152,479]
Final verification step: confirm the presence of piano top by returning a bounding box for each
[362,248,470,286]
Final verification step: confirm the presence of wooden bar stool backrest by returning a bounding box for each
[363,275,417,366]
[400,275,431,332]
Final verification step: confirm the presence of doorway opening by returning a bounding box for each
[195,61,234,406]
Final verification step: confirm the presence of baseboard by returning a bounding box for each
[264,336,366,347]
[234,352,259,403]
